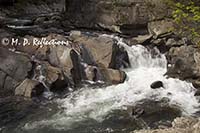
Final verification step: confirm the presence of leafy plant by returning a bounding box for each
[167,0,200,44]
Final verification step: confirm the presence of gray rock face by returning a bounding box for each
[0,47,32,81]
[64,0,171,35]
[166,45,200,80]
[0,47,32,97]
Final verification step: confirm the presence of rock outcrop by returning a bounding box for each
[0,31,130,98]
[64,0,171,35]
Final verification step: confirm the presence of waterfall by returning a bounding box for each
[23,35,200,131]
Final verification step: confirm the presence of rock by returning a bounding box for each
[69,49,87,86]
[194,90,200,96]
[172,117,198,129]
[166,38,185,47]
[80,44,96,66]
[0,96,39,127]
[148,19,174,38]
[33,62,66,91]
[69,30,82,40]
[133,117,200,133]
[99,66,127,84]
[71,34,113,68]
[131,34,152,45]
[0,47,32,97]
[126,99,181,130]
[166,45,200,80]
[15,79,44,98]
[34,17,48,25]
[64,0,171,35]
[71,33,130,69]
[150,81,164,89]
[0,47,32,82]
[109,42,130,69]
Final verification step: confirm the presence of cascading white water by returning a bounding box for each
[24,35,200,130]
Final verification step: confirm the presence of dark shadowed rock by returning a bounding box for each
[0,96,38,127]
[150,81,164,89]
[0,0,15,6]
[109,41,130,69]
[129,99,181,129]
[195,90,200,96]
[64,0,171,35]
[70,49,86,86]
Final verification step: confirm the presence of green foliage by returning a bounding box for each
[167,0,200,44]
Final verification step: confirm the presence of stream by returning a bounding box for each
[1,35,200,133]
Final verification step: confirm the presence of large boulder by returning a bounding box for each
[166,45,200,81]
[0,47,32,97]
[70,31,130,69]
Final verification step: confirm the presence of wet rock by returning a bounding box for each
[70,49,86,86]
[129,99,181,129]
[15,79,44,98]
[109,42,130,69]
[0,96,38,127]
[33,62,66,91]
[150,81,164,89]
